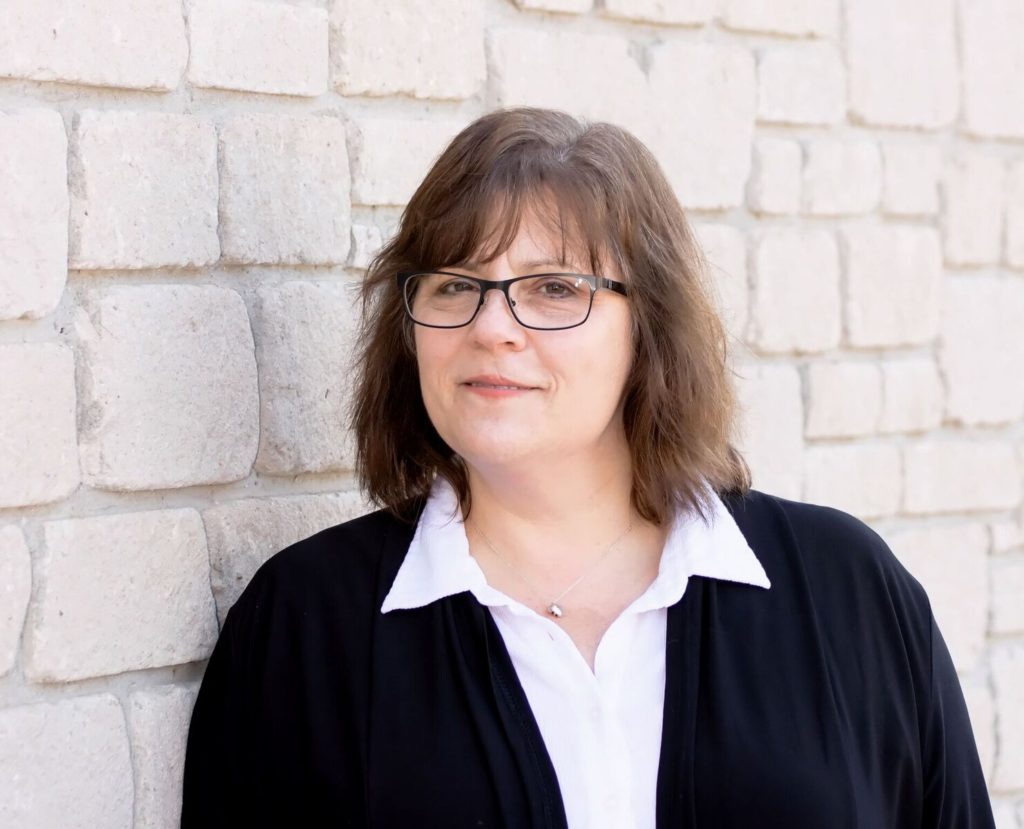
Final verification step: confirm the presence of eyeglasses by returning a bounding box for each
[397,271,629,331]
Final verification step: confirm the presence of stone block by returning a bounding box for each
[734,363,803,499]
[845,0,958,128]
[993,646,1024,791]
[69,111,218,269]
[961,0,1024,139]
[0,344,79,508]
[128,685,198,829]
[694,224,748,344]
[251,281,360,476]
[349,224,385,270]
[803,443,901,520]
[991,519,1024,555]
[757,44,844,126]
[992,555,1024,635]
[331,0,484,99]
[75,284,258,491]
[903,440,1021,515]
[0,525,31,677]
[187,0,328,96]
[0,695,132,827]
[517,0,592,11]
[219,114,350,264]
[803,140,882,215]
[990,799,1020,828]
[878,359,943,434]
[882,143,940,216]
[805,361,882,439]
[601,0,715,24]
[843,225,942,348]
[488,28,651,147]
[720,0,839,36]
[25,509,218,682]
[348,117,464,206]
[0,109,68,320]
[940,276,1024,425]
[887,523,989,671]
[647,42,756,209]
[941,150,1005,267]
[203,491,370,622]
[750,229,841,354]
[1007,160,1024,270]
[0,0,186,90]
[747,138,801,216]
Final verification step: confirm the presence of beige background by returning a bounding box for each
[1,0,1023,825]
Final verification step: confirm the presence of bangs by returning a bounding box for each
[407,159,622,280]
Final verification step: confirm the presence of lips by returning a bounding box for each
[461,374,539,390]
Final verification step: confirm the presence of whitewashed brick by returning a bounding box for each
[961,680,996,781]
[993,646,1024,791]
[734,363,803,499]
[990,799,1019,828]
[803,444,901,520]
[76,285,258,491]
[882,143,940,216]
[720,0,838,36]
[941,150,1005,267]
[349,117,464,206]
[1007,160,1024,270]
[805,361,882,438]
[747,138,801,216]
[750,229,841,354]
[128,685,197,829]
[803,140,882,215]
[0,526,31,677]
[350,223,385,269]
[991,519,1024,554]
[517,0,591,12]
[843,225,942,348]
[961,0,1024,139]
[69,111,218,269]
[219,114,350,264]
[940,276,1024,426]
[0,344,79,509]
[757,44,844,126]
[601,0,714,24]
[330,0,484,99]
[488,29,650,145]
[879,360,943,434]
[187,0,328,96]
[992,555,1024,634]
[0,110,67,320]
[0,695,132,828]
[845,0,958,128]
[25,509,218,682]
[0,0,186,90]
[904,441,1022,515]
[252,281,359,476]
[694,224,748,343]
[203,491,370,622]
[888,523,989,671]
[647,42,756,210]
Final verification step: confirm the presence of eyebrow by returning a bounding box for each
[456,257,579,271]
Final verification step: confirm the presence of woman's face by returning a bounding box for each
[414,208,634,474]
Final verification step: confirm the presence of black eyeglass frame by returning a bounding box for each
[396,270,629,331]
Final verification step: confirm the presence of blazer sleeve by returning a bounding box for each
[920,609,995,828]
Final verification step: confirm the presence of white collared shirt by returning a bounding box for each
[381,478,771,829]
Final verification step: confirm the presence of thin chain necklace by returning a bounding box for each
[468,517,634,619]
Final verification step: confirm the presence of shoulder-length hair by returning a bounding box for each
[351,106,750,525]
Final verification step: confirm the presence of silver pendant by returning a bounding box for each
[547,603,563,618]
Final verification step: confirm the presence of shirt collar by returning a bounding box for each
[380,477,770,615]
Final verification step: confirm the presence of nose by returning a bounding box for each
[468,284,526,347]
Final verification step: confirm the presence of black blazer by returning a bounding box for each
[181,488,994,828]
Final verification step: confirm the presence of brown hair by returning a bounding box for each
[351,106,750,525]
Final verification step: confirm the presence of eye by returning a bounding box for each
[531,276,586,298]
[435,277,479,296]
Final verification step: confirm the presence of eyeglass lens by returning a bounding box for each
[404,273,593,329]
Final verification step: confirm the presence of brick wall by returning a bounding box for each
[1,0,1022,825]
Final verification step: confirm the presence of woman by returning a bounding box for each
[181,107,993,828]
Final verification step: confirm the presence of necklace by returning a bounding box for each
[468,517,634,618]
